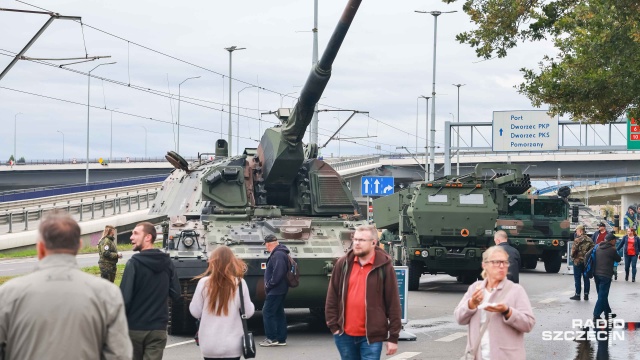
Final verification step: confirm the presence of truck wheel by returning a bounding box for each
[461,272,479,284]
[523,257,538,270]
[543,252,562,273]
[408,261,423,291]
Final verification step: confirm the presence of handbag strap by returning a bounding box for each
[469,281,514,358]
[238,279,250,335]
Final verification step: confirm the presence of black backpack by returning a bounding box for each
[584,244,599,279]
[286,255,300,288]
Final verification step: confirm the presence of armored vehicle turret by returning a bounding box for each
[374,163,573,290]
[150,0,366,335]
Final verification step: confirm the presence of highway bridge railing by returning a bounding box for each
[2,156,196,166]
[0,174,166,203]
[0,191,157,234]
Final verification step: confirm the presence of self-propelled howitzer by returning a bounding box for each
[150,0,366,335]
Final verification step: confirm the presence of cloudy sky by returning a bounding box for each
[0,0,626,162]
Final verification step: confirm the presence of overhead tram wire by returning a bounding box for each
[11,1,428,143]
[0,50,428,152]
[0,85,406,154]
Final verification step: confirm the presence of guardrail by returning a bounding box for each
[0,175,166,203]
[330,156,381,171]
[2,156,196,166]
[0,191,157,234]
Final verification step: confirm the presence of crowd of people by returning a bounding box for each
[1,207,638,360]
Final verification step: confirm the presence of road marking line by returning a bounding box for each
[435,332,467,342]
[387,352,422,360]
[539,298,557,304]
[165,340,195,348]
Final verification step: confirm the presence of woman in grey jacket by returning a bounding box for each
[189,246,255,360]
[455,246,536,360]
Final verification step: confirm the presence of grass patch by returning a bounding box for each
[0,241,162,259]
[0,264,127,286]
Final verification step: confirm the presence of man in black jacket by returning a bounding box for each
[587,232,622,322]
[494,230,521,283]
[120,222,181,360]
[260,234,290,347]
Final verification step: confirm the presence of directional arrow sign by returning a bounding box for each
[361,176,394,196]
[492,110,558,152]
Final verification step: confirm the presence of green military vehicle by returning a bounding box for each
[149,0,367,335]
[374,164,572,290]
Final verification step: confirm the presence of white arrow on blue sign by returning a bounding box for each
[361,176,394,196]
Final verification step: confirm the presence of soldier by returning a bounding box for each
[98,225,122,282]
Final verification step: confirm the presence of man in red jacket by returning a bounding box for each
[325,224,401,360]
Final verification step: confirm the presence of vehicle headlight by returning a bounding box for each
[421,250,429,258]
[183,237,195,247]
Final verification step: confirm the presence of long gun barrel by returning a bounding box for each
[259,0,362,191]
[281,0,363,144]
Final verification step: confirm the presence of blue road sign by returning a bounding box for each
[361,176,394,196]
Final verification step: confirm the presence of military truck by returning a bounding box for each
[149,0,366,335]
[373,164,572,290]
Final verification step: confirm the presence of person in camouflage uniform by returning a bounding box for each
[570,225,594,301]
[98,225,122,282]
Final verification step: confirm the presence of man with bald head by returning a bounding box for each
[494,230,521,283]
[0,211,132,359]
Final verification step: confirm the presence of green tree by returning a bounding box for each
[446,0,640,123]
[8,155,14,163]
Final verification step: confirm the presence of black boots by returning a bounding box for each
[570,294,581,300]
[584,294,589,301]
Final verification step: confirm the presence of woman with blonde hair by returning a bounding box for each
[190,246,255,360]
[454,246,535,360]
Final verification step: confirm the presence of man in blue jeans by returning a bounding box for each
[589,233,621,323]
[259,234,290,347]
[570,225,594,300]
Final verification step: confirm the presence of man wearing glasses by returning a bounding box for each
[325,225,401,360]
[494,230,521,283]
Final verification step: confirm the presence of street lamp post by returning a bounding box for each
[87,62,116,184]
[452,83,466,175]
[419,96,430,180]
[13,112,22,162]
[56,130,64,161]
[415,9,456,180]
[178,76,201,154]
[140,125,147,158]
[237,85,257,155]
[225,46,246,156]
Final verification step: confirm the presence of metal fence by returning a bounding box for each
[0,191,157,234]
[0,175,166,203]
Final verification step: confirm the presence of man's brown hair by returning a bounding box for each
[136,222,157,242]
[39,211,81,251]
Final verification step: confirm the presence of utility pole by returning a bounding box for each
[310,0,320,145]
[452,83,465,176]
[419,96,430,182]
[177,76,200,154]
[225,46,246,157]
[415,9,457,181]
[86,62,116,184]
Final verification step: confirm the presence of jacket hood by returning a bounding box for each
[345,246,392,269]
[599,242,614,250]
[271,244,290,255]
[131,249,171,273]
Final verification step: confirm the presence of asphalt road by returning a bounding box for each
[2,258,638,359]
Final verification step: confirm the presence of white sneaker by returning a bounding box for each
[259,339,279,347]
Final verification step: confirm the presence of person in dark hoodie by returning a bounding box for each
[259,234,290,347]
[586,232,622,323]
[120,222,181,360]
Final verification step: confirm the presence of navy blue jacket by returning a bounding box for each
[617,235,640,257]
[264,244,290,296]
